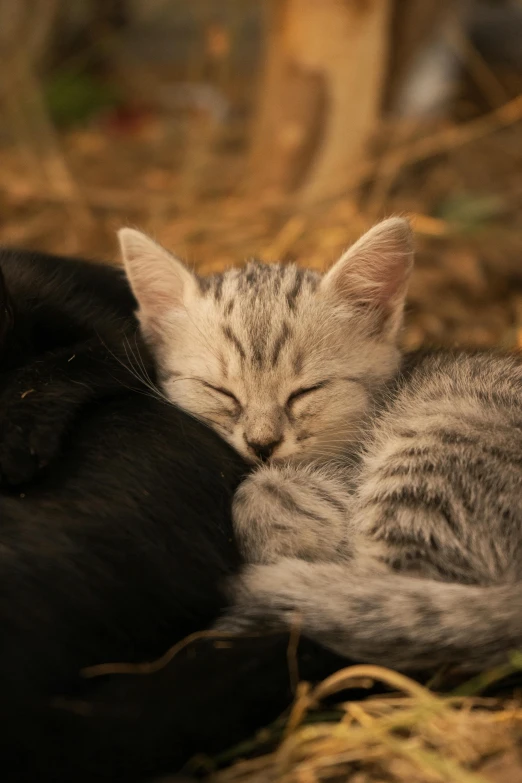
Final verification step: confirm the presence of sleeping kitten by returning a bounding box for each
[119,221,407,463]
[122,219,522,673]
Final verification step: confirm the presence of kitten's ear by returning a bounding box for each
[118,228,198,332]
[321,217,414,340]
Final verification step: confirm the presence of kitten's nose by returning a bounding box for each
[246,439,281,462]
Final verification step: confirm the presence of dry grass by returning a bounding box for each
[206,664,522,783]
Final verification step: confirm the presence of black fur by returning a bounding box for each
[0,249,241,760]
[0,248,141,485]
[0,248,343,781]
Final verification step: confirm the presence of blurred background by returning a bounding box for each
[1,0,522,350]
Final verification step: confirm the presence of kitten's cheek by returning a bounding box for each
[230,431,254,462]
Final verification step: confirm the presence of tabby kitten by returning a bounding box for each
[122,218,522,673]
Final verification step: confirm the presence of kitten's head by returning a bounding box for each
[119,218,413,463]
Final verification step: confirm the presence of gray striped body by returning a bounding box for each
[224,349,522,671]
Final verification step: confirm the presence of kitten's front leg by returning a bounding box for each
[232,463,356,564]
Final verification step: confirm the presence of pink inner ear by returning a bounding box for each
[373,253,411,308]
[134,272,184,339]
[324,219,414,338]
[332,252,410,311]
[120,228,193,318]
[139,280,182,314]
[126,257,189,316]
[333,219,414,311]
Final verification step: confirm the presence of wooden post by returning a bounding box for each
[247,0,391,205]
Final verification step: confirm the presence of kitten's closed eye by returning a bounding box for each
[202,381,241,409]
[286,382,327,408]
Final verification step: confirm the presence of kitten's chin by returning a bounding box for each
[267,449,312,466]
[229,439,303,465]
[239,451,303,467]
[289,442,353,465]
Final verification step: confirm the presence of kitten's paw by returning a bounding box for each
[233,463,354,563]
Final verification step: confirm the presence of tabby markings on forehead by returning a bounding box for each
[271,322,292,367]
[237,260,272,293]
[197,275,213,294]
[218,351,228,378]
[285,272,303,312]
[251,341,263,368]
[222,324,246,362]
[271,266,285,294]
[293,350,304,375]
[212,275,224,302]
[198,273,225,301]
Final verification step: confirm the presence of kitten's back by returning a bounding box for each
[357,349,522,582]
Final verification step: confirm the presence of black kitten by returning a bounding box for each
[0,248,343,782]
[0,250,244,727]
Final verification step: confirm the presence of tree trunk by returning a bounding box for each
[248,0,391,206]
[0,0,60,67]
